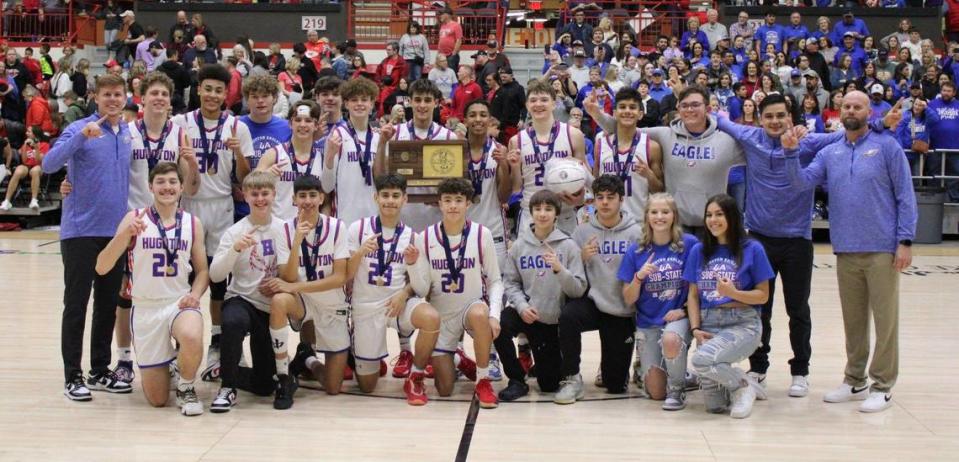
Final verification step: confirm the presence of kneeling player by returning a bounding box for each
[406,178,504,408]
[348,174,438,395]
[496,190,587,402]
[265,175,350,409]
[95,162,208,416]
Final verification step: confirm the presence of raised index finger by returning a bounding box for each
[96,115,108,125]
[892,97,905,110]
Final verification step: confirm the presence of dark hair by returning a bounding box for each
[701,194,747,266]
[677,84,710,104]
[529,190,562,215]
[614,87,642,107]
[149,161,183,183]
[314,75,344,95]
[374,174,407,192]
[197,63,231,86]
[942,81,956,92]
[166,48,178,59]
[409,78,442,100]
[592,174,625,197]
[464,99,490,116]
[758,92,789,115]
[437,178,474,200]
[293,174,324,194]
[408,21,421,34]
[293,43,307,55]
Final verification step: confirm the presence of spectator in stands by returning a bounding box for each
[831,10,870,46]
[569,50,590,89]
[50,58,72,112]
[451,65,482,120]
[266,43,285,76]
[797,71,828,111]
[278,57,303,103]
[881,19,911,50]
[783,11,810,46]
[473,50,494,94]
[802,39,832,91]
[681,17,710,57]
[291,43,319,93]
[702,9,728,52]
[754,11,784,54]
[399,21,429,82]
[490,67,524,144]
[224,56,243,114]
[377,42,406,88]
[190,13,219,60]
[835,33,868,75]
[329,42,349,81]
[303,29,329,72]
[183,34,217,70]
[730,11,755,52]
[895,95,929,173]
[115,11,145,66]
[647,68,670,103]
[383,77,411,122]
[485,40,510,75]
[811,16,831,41]
[0,117,25,150]
[135,27,160,72]
[437,7,463,71]
[70,58,90,100]
[38,43,54,81]
[168,10,195,48]
[428,54,457,101]
[20,47,41,86]
[0,127,45,211]
[819,36,838,65]
[157,48,190,114]
[351,55,375,81]
[61,91,85,125]
[560,8,593,45]
[231,45,253,78]
[23,84,54,136]
[100,0,122,60]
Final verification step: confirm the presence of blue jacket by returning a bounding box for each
[926,96,959,149]
[716,115,845,239]
[830,19,871,46]
[781,24,810,44]
[754,24,784,52]
[681,30,710,56]
[784,130,917,253]
[41,114,132,240]
[833,45,868,74]
[896,110,930,163]
[647,82,671,103]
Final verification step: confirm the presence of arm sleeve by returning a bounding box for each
[503,248,530,314]
[481,231,504,320]
[209,228,240,283]
[617,245,638,283]
[333,222,350,260]
[556,242,588,298]
[236,122,255,158]
[784,148,828,188]
[887,145,918,240]
[406,232,432,297]
[798,131,846,162]
[682,244,702,284]
[41,120,85,173]
[319,128,339,194]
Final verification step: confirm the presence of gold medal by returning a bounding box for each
[166,265,176,276]
[375,276,385,286]
[472,196,480,204]
[449,281,459,292]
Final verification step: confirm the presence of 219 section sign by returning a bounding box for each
[301,16,327,31]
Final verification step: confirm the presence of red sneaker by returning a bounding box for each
[475,378,498,409]
[343,364,354,381]
[518,349,533,375]
[392,350,414,378]
[404,371,428,406]
[379,359,388,377]
[455,348,477,381]
[425,360,435,378]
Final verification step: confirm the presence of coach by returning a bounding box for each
[42,74,133,401]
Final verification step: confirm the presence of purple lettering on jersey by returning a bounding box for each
[262,239,275,256]
[133,149,177,162]
[429,257,477,270]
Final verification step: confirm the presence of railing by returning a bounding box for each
[348,0,506,47]
[558,1,715,49]
[914,149,959,205]
[0,6,75,44]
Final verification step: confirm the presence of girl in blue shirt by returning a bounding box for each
[684,194,775,419]
[619,193,699,410]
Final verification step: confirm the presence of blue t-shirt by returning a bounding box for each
[618,233,699,328]
[682,240,774,310]
[239,115,293,169]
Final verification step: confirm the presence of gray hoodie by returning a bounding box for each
[504,225,588,325]
[572,210,643,318]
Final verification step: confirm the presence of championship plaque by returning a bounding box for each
[386,140,469,202]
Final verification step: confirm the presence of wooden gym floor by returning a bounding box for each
[0,231,957,461]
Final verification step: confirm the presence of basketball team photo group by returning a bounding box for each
[1,1,957,460]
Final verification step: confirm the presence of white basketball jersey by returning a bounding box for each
[322,123,380,228]
[128,208,195,301]
[172,110,252,200]
[518,122,574,210]
[466,138,506,243]
[393,122,455,232]
[416,221,488,315]
[128,121,185,210]
[282,215,349,309]
[348,216,414,305]
[273,143,324,222]
[597,131,650,224]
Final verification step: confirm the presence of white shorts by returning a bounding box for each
[131,299,201,368]
[290,294,351,354]
[180,196,234,256]
[413,297,487,357]
[351,298,417,364]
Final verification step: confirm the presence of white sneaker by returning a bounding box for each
[0,164,7,184]
[29,198,39,210]
[176,387,204,416]
[859,391,892,413]
[823,383,869,403]
[0,200,12,211]
[201,345,220,381]
[789,375,809,398]
[554,374,585,405]
[594,365,604,388]
[745,372,768,401]
[730,382,758,419]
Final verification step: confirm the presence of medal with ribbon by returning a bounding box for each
[195,111,227,175]
[138,120,171,172]
[528,121,560,162]
[299,216,324,281]
[286,141,320,179]
[439,221,470,292]
[613,131,641,182]
[468,137,493,204]
[374,216,403,286]
[408,121,435,141]
[149,206,183,276]
[346,122,374,185]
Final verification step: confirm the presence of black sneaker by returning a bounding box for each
[288,342,315,381]
[113,360,135,383]
[87,370,133,394]
[211,387,237,413]
[497,379,530,402]
[274,374,298,410]
[64,373,92,402]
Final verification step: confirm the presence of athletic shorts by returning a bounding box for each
[131,298,201,368]
[351,298,416,364]
[180,196,234,256]
[289,294,350,354]
[635,318,691,378]
[410,297,486,357]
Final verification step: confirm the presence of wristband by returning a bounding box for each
[691,327,702,333]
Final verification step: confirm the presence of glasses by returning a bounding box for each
[679,102,705,110]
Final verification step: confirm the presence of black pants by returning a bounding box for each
[61,237,123,382]
[559,297,635,393]
[220,297,275,396]
[493,307,562,392]
[748,232,813,377]
[447,53,460,74]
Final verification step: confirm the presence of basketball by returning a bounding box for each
[544,159,587,195]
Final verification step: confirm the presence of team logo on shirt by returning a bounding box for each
[863,149,879,158]
[643,257,685,301]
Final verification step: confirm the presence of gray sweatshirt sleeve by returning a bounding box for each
[503,248,530,314]
[556,241,588,298]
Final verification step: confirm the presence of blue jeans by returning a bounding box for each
[636,318,691,394]
[406,60,423,81]
[691,308,762,413]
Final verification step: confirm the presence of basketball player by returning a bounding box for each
[496,190,587,402]
[321,77,381,228]
[256,100,324,222]
[346,174,439,396]
[509,78,588,236]
[208,172,289,413]
[594,88,664,224]
[556,175,642,403]
[95,162,208,416]
[172,64,254,382]
[265,175,350,409]
[405,178,504,408]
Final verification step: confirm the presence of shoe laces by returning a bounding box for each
[215,388,234,401]
[181,388,199,403]
[70,373,86,387]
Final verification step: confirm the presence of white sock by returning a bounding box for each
[476,366,490,380]
[177,376,195,392]
[211,325,222,336]
[305,356,320,370]
[517,334,529,347]
[276,357,290,376]
[457,340,465,351]
[269,327,290,374]
[412,364,424,374]
[398,334,412,352]
[117,347,132,362]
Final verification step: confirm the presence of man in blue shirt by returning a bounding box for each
[754,11,784,54]
[925,81,959,200]
[646,69,671,103]
[783,91,916,414]
[830,10,870,46]
[868,84,893,123]
[833,32,868,75]
[42,74,135,401]
[781,11,810,44]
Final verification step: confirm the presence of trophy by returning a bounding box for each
[385,140,469,203]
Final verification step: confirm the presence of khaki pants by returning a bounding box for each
[836,253,899,393]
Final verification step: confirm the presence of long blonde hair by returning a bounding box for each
[639,193,686,253]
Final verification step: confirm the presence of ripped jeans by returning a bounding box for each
[636,318,691,394]
[691,308,762,413]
